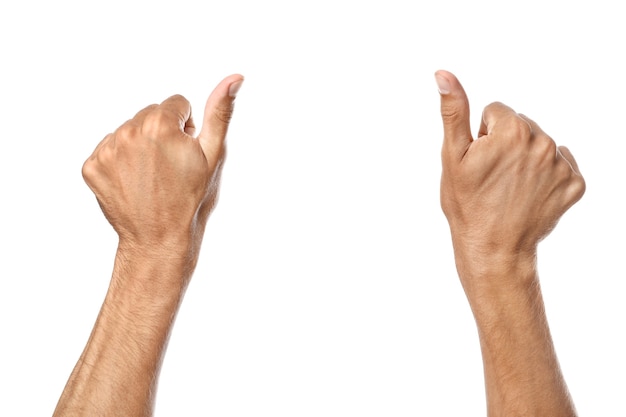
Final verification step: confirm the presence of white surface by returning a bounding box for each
[0,1,623,415]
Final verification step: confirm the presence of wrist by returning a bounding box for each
[111,239,199,295]
[117,233,200,264]
[452,241,539,306]
[452,234,536,277]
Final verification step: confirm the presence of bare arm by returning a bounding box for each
[435,70,584,416]
[53,74,244,417]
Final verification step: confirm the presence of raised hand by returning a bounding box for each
[437,70,585,276]
[82,74,243,261]
[53,74,243,417]
[436,69,581,417]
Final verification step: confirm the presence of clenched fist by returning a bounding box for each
[435,70,582,417]
[82,74,243,259]
[436,70,585,274]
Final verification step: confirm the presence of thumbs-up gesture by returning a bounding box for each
[82,74,243,260]
[436,70,585,272]
[436,70,583,416]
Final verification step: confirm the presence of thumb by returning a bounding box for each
[197,74,244,163]
[435,70,473,157]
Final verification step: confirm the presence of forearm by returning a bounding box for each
[53,243,194,417]
[457,250,576,417]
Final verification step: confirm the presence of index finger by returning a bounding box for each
[158,94,194,134]
[517,113,548,138]
[478,101,520,138]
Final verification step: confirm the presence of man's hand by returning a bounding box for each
[437,70,585,275]
[436,70,581,417]
[82,74,244,261]
[53,74,243,417]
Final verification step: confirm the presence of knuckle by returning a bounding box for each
[116,121,141,142]
[503,116,532,141]
[212,104,234,125]
[516,118,533,139]
[441,96,469,124]
[81,156,106,191]
[535,135,557,159]
[555,157,572,178]
[440,102,459,120]
[170,94,190,106]
[139,103,159,115]
[484,101,504,112]
[81,158,95,184]
[569,175,586,202]
[142,109,177,137]
[482,101,505,121]
[82,134,113,185]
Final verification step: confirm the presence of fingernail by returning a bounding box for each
[229,80,244,98]
[435,73,450,95]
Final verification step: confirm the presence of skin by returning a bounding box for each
[435,70,585,416]
[52,74,244,417]
[53,70,583,416]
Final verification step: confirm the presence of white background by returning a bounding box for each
[1,0,624,415]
